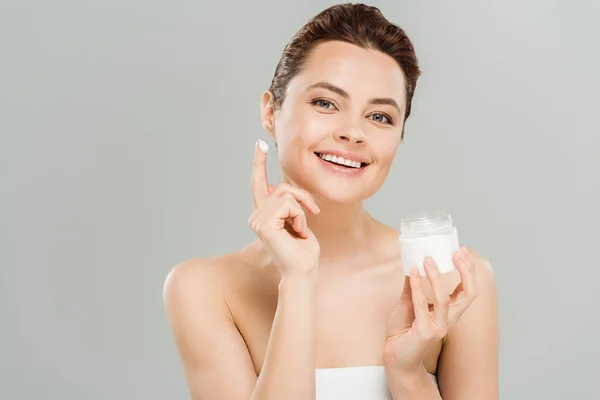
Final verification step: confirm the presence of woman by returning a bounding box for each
[163,3,499,399]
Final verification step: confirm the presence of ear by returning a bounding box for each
[260,90,276,139]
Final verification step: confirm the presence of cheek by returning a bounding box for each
[373,141,401,170]
[382,145,399,161]
[276,105,332,151]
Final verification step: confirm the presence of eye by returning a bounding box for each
[369,113,394,125]
[311,99,337,110]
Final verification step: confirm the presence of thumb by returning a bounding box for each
[268,185,275,195]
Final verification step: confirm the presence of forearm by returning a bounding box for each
[251,274,317,400]
[385,365,442,400]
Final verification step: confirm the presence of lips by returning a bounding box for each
[314,153,364,169]
[314,149,372,167]
[314,152,369,176]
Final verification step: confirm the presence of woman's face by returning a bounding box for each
[263,40,408,204]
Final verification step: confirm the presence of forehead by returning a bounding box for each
[288,40,407,105]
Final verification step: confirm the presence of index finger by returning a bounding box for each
[252,139,269,207]
[400,274,412,299]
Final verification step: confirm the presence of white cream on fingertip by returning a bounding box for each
[257,139,269,153]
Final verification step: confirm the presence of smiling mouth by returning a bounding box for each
[314,152,369,169]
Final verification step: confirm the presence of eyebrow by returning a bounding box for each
[305,81,404,116]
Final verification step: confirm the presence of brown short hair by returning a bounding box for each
[269,3,421,128]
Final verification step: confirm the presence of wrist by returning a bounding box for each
[279,265,318,283]
[278,272,317,293]
[384,364,423,380]
[383,351,423,376]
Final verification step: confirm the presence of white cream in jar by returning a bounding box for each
[399,210,460,276]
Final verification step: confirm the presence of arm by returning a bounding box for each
[436,250,499,399]
[254,274,317,400]
[163,259,317,400]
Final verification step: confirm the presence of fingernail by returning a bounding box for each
[457,249,466,262]
[425,257,435,269]
[257,139,269,153]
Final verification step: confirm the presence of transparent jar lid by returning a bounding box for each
[399,210,456,238]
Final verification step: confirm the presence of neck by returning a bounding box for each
[306,198,375,260]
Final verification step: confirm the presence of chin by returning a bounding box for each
[314,190,369,205]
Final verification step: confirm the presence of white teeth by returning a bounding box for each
[318,153,363,168]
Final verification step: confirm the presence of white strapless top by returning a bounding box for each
[315,366,438,400]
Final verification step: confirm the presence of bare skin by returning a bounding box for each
[175,228,450,374]
[164,40,499,400]
[164,238,497,398]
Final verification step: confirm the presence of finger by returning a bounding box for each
[454,247,478,302]
[277,195,307,237]
[288,201,308,238]
[273,184,320,215]
[268,185,275,195]
[424,257,449,328]
[290,212,308,238]
[409,267,431,328]
[398,274,415,321]
[400,274,412,299]
[252,140,269,208]
[448,247,479,323]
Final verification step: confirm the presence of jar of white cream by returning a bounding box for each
[399,210,460,276]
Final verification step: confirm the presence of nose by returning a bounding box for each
[334,126,367,145]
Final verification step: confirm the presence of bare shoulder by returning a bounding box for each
[162,255,236,341]
[163,254,235,304]
[162,242,265,308]
[162,251,260,398]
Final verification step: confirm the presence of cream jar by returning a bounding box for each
[399,210,460,276]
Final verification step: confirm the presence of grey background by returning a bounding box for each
[2,0,598,399]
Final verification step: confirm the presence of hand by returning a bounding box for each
[248,140,321,277]
[383,246,479,373]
